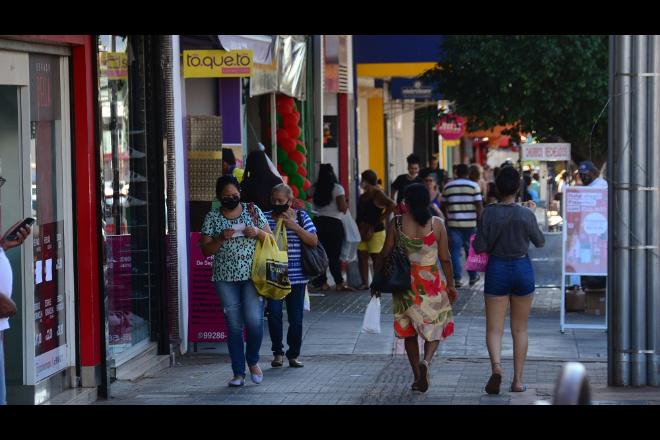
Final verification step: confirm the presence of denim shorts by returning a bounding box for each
[484,255,535,296]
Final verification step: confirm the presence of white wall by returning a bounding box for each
[185,78,218,116]
[357,95,370,174]
[389,100,415,180]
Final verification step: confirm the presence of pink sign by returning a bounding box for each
[435,114,466,140]
[188,232,230,342]
[564,187,608,275]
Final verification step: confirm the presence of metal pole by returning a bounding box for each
[647,35,660,386]
[613,35,632,386]
[631,35,648,386]
[607,35,616,386]
[271,92,278,167]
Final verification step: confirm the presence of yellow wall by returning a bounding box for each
[367,97,385,181]
[357,62,437,78]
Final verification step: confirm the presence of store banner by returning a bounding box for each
[188,232,229,342]
[522,143,571,161]
[99,52,128,80]
[183,50,254,78]
[564,187,608,275]
[105,235,133,350]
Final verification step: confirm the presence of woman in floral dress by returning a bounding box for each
[372,183,457,392]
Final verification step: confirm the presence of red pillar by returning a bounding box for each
[71,37,102,370]
[338,93,349,194]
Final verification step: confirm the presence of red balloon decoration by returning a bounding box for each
[276,95,295,106]
[291,185,299,198]
[277,164,284,174]
[277,102,293,115]
[284,113,300,129]
[276,128,289,142]
[286,125,301,140]
[302,178,311,191]
[298,166,307,177]
[290,151,305,165]
[280,138,296,153]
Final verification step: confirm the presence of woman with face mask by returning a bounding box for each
[199,175,272,387]
[264,184,319,368]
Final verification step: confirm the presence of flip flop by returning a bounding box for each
[485,373,502,395]
[510,384,528,393]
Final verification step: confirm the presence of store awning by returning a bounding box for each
[218,35,274,64]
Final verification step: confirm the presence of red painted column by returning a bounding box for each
[338,93,349,195]
[71,37,101,368]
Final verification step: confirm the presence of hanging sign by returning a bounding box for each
[183,50,254,78]
[522,143,571,161]
[435,113,466,140]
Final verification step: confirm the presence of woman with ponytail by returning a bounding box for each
[372,183,457,393]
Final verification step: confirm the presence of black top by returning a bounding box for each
[357,193,386,232]
[391,174,423,203]
[240,175,283,213]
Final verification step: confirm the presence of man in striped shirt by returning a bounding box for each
[442,164,484,288]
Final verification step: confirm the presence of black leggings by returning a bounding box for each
[313,216,345,286]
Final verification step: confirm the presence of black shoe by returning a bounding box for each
[455,281,463,289]
[288,358,304,368]
[469,275,481,287]
[271,355,284,368]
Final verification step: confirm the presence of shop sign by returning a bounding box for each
[100,52,128,80]
[401,80,434,99]
[183,50,254,78]
[522,143,571,161]
[435,113,465,140]
[564,187,608,275]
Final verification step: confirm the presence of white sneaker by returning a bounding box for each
[228,375,245,387]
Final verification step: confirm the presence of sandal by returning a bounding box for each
[336,283,356,292]
[356,284,369,290]
[485,363,503,395]
[411,381,421,392]
[510,384,528,393]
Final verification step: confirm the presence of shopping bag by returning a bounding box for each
[251,220,291,300]
[340,211,361,262]
[465,234,489,273]
[303,286,311,312]
[361,296,381,334]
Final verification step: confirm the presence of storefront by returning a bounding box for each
[95,35,172,392]
[0,35,97,404]
[172,35,319,353]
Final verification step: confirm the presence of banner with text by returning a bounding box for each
[564,187,608,275]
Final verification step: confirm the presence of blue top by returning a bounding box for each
[264,209,317,285]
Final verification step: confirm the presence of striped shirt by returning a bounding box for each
[265,209,317,285]
[442,178,483,228]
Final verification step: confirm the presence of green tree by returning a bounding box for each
[423,35,609,164]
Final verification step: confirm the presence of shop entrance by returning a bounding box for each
[0,49,76,404]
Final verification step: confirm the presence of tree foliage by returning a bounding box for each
[422,35,609,163]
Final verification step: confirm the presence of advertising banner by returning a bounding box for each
[522,143,571,161]
[183,50,254,78]
[188,232,229,342]
[564,187,608,275]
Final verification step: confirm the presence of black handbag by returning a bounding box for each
[297,210,329,278]
[370,216,410,296]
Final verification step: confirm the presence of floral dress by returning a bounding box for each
[392,219,455,341]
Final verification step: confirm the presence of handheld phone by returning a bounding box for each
[5,217,35,241]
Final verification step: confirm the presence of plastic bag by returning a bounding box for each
[465,234,489,273]
[252,220,291,300]
[303,286,311,312]
[361,296,381,334]
[340,212,361,262]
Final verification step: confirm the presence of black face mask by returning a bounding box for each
[580,173,594,186]
[221,196,240,210]
[271,203,290,214]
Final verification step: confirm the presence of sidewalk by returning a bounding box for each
[96,282,660,405]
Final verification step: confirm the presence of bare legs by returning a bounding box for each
[358,251,382,289]
[404,336,441,391]
[484,293,533,391]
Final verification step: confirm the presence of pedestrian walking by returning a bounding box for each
[423,173,444,220]
[309,164,353,291]
[222,148,244,182]
[372,183,457,393]
[356,170,396,290]
[469,163,489,199]
[420,153,442,188]
[441,163,484,288]
[473,166,545,394]
[199,175,272,387]
[264,184,318,368]
[0,216,32,405]
[391,154,423,205]
[240,149,283,213]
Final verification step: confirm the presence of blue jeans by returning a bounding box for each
[0,332,6,405]
[485,255,535,296]
[267,284,306,359]
[448,227,477,283]
[214,280,265,377]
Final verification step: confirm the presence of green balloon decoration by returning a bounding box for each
[282,159,298,176]
[296,144,307,154]
[277,147,288,164]
[298,190,307,200]
[290,174,304,189]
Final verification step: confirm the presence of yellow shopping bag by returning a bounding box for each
[251,219,291,300]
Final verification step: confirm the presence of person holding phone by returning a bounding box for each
[1,216,33,405]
